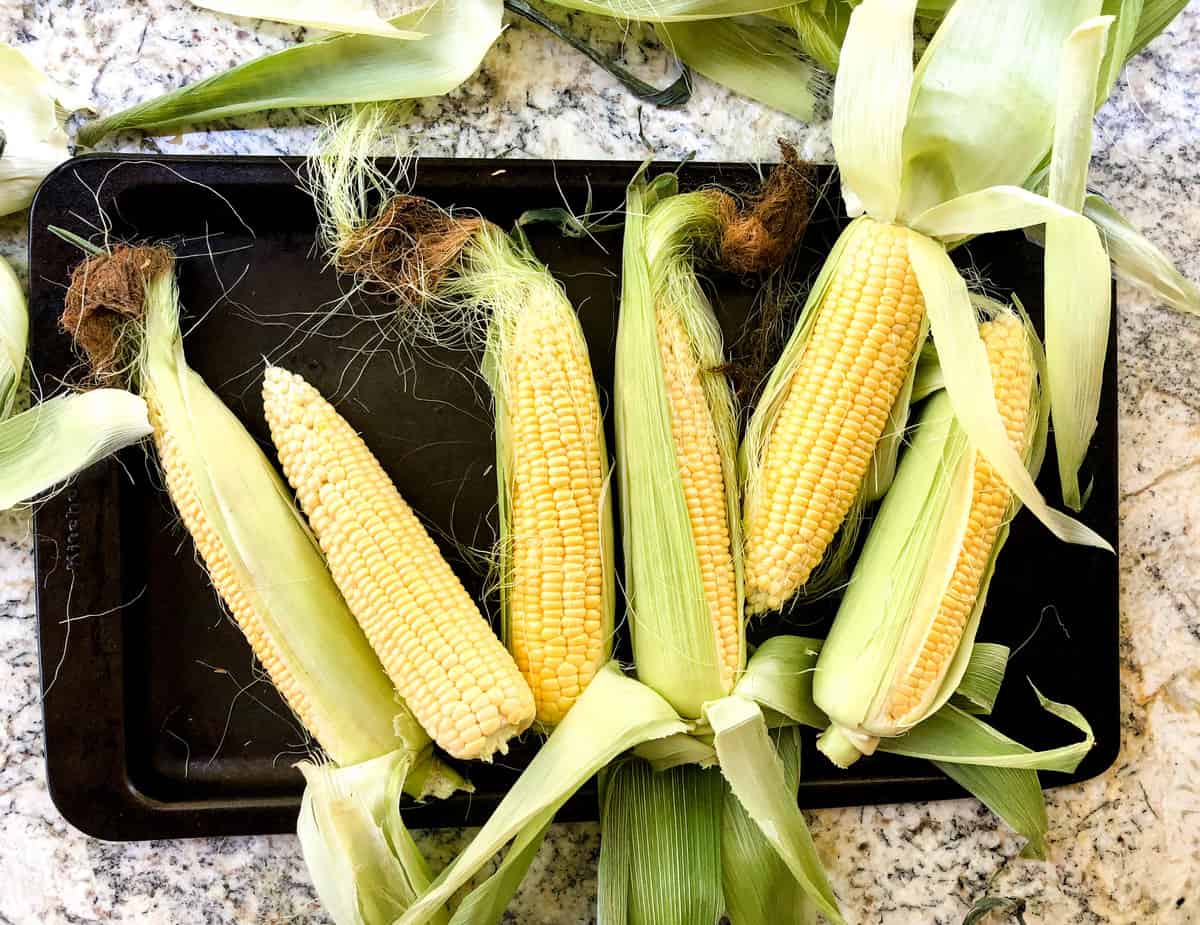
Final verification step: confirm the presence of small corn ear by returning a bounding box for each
[813,306,1041,767]
[134,266,428,770]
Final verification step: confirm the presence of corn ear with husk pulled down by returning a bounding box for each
[469,226,615,727]
[77,0,501,145]
[813,304,1044,766]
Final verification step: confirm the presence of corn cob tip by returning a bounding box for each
[816,724,877,769]
[263,365,537,763]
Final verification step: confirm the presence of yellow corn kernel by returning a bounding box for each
[505,293,608,725]
[657,307,740,689]
[744,219,926,613]
[262,367,535,761]
[882,312,1034,724]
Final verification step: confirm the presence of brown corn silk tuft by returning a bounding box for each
[334,194,483,299]
[718,141,813,275]
[881,312,1033,725]
[62,245,174,380]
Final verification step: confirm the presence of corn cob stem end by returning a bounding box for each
[816,724,879,770]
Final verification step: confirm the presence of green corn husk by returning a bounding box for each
[655,17,824,121]
[0,45,87,216]
[190,0,426,38]
[721,728,815,925]
[0,389,153,510]
[77,0,501,145]
[0,256,28,419]
[737,635,1093,860]
[813,304,1046,764]
[598,757,725,925]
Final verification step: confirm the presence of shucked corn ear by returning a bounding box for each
[814,306,1042,767]
[466,224,614,727]
[742,216,928,613]
[263,366,536,761]
[74,250,435,774]
[616,172,744,718]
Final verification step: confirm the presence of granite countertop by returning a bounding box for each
[2,2,1199,923]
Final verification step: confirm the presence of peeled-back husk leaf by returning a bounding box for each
[830,0,916,221]
[597,757,724,925]
[1097,0,1143,104]
[907,233,1110,549]
[1081,193,1200,315]
[189,0,426,38]
[77,0,501,144]
[949,642,1010,715]
[396,663,690,925]
[541,0,792,21]
[740,634,1093,858]
[0,389,152,510]
[616,173,736,717]
[137,267,434,771]
[297,751,449,925]
[0,44,86,216]
[896,0,1100,221]
[706,695,845,925]
[1043,17,1114,511]
[721,726,815,925]
[0,256,28,419]
[656,18,822,121]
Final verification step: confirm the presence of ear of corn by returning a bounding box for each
[134,269,434,771]
[263,365,535,762]
[813,307,1041,767]
[465,223,614,727]
[741,216,928,613]
[615,173,744,717]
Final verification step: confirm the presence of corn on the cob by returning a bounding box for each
[743,217,926,614]
[470,224,613,727]
[616,180,745,718]
[263,365,535,762]
[61,250,433,772]
[655,303,740,690]
[813,307,1038,767]
[877,312,1033,727]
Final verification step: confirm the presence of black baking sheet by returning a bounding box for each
[28,155,1119,841]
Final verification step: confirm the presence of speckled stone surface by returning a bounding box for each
[1,3,1199,923]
